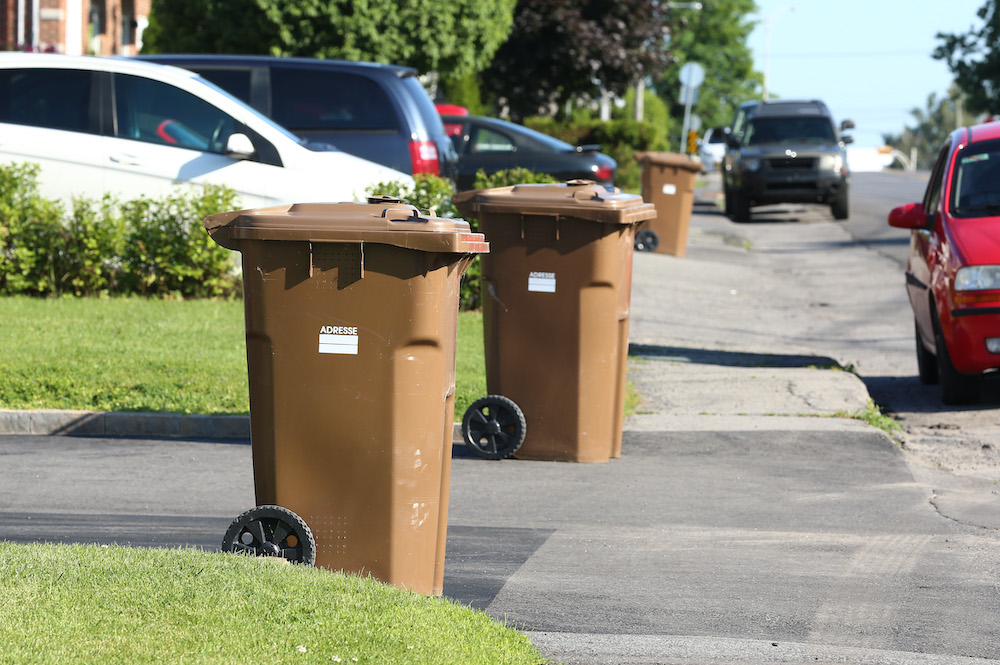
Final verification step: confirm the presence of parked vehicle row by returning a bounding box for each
[0,53,413,209]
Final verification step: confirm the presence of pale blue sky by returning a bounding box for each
[747,0,987,147]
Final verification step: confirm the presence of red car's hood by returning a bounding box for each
[949,215,1000,265]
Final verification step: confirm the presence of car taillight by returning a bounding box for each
[409,140,440,176]
[592,163,614,182]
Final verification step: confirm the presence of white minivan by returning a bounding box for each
[0,53,413,208]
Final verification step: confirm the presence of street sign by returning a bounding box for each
[679,61,705,89]
[679,62,705,153]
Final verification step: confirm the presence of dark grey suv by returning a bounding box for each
[722,100,854,222]
[136,54,458,179]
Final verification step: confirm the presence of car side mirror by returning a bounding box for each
[726,134,741,149]
[840,119,855,131]
[841,135,854,145]
[225,133,256,160]
[888,202,928,229]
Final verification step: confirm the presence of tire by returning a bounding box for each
[830,190,849,220]
[915,321,938,385]
[730,190,751,223]
[634,229,659,252]
[461,395,526,460]
[221,505,316,566]
[932,309,980,405]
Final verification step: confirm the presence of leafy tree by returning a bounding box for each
[482,0,678,121]
[143,0,516,79]
[654,0,760,135]
[882,85,969,170]
[933,0,1000,117]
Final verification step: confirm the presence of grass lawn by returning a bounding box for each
[0,542,545,665]
[0,296,487,418]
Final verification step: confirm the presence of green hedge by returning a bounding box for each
[0,163,242,298]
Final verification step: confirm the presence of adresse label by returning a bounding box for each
[528,271,556,293]
[318,325,359,355]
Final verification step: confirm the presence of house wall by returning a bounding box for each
[1,0,150,55]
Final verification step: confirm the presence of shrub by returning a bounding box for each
[0,163,241,298]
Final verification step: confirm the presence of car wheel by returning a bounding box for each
[933,309,980,405]
[915,321,938,385]
[830,190,849,220]
[730,191,751,223]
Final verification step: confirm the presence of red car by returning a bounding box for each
[889,122,1000,404]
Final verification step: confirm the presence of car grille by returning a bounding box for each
[768,157,816,170]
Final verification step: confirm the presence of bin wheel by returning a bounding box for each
[634,229,659,252]
[221,505,316,566]
[462,395,527,460]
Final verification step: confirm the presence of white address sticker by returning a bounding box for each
[318,325,358,355]
[528,271,556,293]
[662,183,677,195]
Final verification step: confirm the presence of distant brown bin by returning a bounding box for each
[454,180,655,463]
[636,152,701,257]
[204,200,488,596]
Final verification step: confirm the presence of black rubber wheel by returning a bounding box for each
[730,190,751,223]
[830,190,849,220]
[933,309,980,405]
[634,229,659,252]
[915,321,938,385]
[462,395,527,460]
[221,505,316,566]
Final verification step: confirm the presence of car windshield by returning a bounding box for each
[951,139,1000,218]
[744,117,836,146]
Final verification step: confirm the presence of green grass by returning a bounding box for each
[0,542,545,665]
[0,296,486,418]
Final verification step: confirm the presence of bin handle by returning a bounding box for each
[380,206,426,221]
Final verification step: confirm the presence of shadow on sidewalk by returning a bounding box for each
[864,373,1000,415]
[628,343,841,370]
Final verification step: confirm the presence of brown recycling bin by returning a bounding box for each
[636,152,701,257]
[204,200,488,596]
[454,180,655,463]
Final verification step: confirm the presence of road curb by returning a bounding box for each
[0,409,469,443]
[0,409,251,440]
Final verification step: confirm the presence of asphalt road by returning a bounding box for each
[2,429,998,664]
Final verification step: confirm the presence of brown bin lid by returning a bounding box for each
[634,151,702,172]
[452,179,656,225]
[204,199,489,253]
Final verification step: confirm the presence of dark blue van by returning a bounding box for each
[136,54,458,179]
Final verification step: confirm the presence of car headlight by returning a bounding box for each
[955,266,1000,291]
[820,154,843,172]
[743,158,761,172]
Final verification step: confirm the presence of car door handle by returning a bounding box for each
[109,153,143,166]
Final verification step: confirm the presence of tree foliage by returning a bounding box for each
[882,86,969,170]
[933,0,1000,117]
[143,0,516,78]
[654,0,759,132]
[482,0,678,121]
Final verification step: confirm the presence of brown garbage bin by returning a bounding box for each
[636,152,701,257]
[454,180,655,463]
[204,199,488,596]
